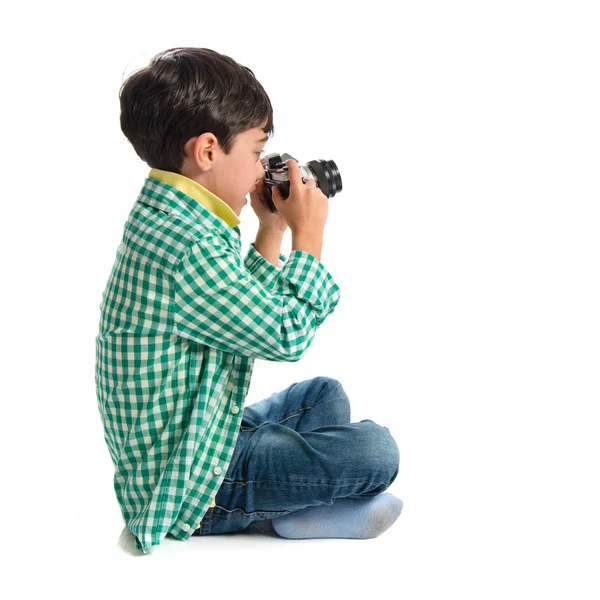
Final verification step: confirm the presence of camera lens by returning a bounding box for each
[307,159,343,198]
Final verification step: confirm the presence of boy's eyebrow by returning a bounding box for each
[256,136,268,144]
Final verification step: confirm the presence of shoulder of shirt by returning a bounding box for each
[133,169,242,269]
[125,205,216,270]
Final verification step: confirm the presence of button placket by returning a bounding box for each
[226,380,239,414]
[186,374,242,534]
[187,466,222,533]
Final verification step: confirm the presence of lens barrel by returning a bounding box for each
[307,159,342,198]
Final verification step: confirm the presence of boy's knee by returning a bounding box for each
[310,376,347,399]
[311,375,341,388]
[357,420,400,479]
[311,376,350,419]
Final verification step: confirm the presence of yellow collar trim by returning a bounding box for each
[148,168,241,228]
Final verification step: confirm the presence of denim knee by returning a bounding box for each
[311,376,351,411]
[357,420,400,485]
[309,376,344,395]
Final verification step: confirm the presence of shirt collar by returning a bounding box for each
[148,168,241,228]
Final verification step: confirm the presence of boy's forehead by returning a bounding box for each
[244,126,268,143]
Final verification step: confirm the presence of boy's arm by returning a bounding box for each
[253,226,285,267]
[173,234,340,362]
[244,226,287,292]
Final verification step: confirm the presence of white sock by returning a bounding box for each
[271,492,404,539]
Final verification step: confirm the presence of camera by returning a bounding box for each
[260,152,342,213]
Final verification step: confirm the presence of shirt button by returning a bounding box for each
[231,405,239,414]
[226,382,233,391]
[182,523,190,532]
[214,466,222,475]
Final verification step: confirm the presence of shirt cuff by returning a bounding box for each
[244,242,287,291]
[279,249,341,329]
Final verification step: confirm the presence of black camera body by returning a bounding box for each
[261,152,343,213]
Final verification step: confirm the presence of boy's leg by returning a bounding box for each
[193,376,400,537]
[196,422,399,535]
[193,376,355,536]
[240,376,352,433]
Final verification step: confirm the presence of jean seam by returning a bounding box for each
[240,406,314,432]
[278,406,313,425]
[219,479,388,486]
[210,505,291,517]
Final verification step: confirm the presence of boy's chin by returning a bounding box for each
[234,198,248,216]
[225,196,247,215]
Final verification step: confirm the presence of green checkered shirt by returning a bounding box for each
[95,175,341,553]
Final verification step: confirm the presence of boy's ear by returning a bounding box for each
[188,133,220,169]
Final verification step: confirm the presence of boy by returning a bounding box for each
[96,47,403,554]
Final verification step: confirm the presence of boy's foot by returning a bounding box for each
[271,492,404,539]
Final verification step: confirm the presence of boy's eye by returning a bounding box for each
[256,150,265,158]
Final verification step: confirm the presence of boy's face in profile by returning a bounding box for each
[180,119,269,217]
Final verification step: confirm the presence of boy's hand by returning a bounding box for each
[249,178,289,234]
[271,159,328,235]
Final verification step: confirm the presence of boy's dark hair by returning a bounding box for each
[119,47,275,173]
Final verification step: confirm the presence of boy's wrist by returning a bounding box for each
[255,226,285,267]
[257,223,286,237]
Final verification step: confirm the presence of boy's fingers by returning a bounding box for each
[285,159,300,188]
[251,179,263,194]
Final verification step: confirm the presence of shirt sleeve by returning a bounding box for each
[243,242,287,292]
[172,235,341,361]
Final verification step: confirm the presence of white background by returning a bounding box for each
[2,0,598,597]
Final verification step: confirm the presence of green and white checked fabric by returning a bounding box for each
[95,176,341,553]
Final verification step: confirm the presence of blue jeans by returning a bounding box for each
[191,376,400,536]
